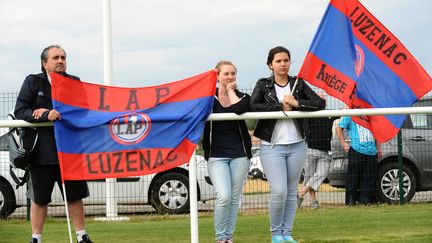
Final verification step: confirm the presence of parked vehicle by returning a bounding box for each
[0,129,214,218]
[248,147,266,180]
[328,98,432,204]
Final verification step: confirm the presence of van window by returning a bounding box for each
[411,114,429,128]
[410,99,432,129]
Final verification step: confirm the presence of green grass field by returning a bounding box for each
[1,203,431,242]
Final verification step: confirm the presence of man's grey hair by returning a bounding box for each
[40,44,66,73]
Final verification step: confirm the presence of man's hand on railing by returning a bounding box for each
[32,108,49,119]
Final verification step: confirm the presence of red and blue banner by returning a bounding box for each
[298,0,432,142]
[51,71,217,180]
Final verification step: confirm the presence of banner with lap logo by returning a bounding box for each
[51,71,217,180]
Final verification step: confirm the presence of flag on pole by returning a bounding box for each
[51,71,217,180]
[298,0,432,142]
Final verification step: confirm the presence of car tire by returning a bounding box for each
[0,179,16,219]
[150,173,190,214]
[262,172,267,181]
[376,162,416,204]
[250,168,263,180]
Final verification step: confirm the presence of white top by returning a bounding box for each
[47,72,51,84]
[262,83,302,145]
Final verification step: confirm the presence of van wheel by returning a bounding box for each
[0,180,17,219]
[376,163,416,204]
[150,173,190,214]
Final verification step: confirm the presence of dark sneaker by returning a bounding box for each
[78,234,93,243]
[311,200,319,209]
[297,195,304,208]
[29,238,38,243]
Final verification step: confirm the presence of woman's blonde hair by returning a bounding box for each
[215,61,237,74]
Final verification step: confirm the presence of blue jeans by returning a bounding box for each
[207,157,250,241]
[260,141,307,237]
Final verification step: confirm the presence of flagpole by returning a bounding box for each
[189,151,199,243]
[94,0,129,222]
[290,78,298,95]
[62,182,73,243]
[102,0,117,220]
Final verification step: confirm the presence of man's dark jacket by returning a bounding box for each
[14,72,80,165]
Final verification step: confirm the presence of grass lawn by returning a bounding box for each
[1,203,431,242]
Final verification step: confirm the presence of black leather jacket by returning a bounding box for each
[14,72,80,165]
[250,75,325,143]
[202,89,252,161]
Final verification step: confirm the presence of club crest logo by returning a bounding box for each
[109,112,151,145]
[354,44,365,77]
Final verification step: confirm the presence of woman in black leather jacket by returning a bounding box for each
[250,46,324,243]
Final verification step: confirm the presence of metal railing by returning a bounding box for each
[1,91,432,220]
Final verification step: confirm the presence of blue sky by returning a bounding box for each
[0,0,430,92]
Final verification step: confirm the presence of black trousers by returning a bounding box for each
[345,148,378,205]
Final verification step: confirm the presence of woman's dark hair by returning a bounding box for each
[266,46,291,66]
